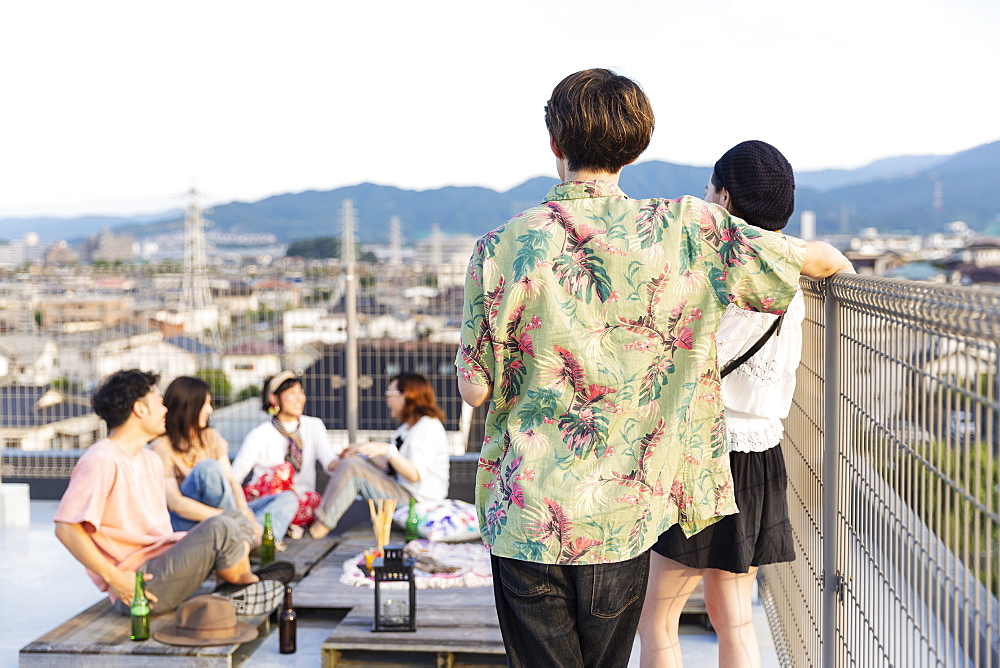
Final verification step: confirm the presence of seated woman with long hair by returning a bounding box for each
[151,376,298,545]
[308,372,451,539]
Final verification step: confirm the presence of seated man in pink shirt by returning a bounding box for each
[54,369,284,616]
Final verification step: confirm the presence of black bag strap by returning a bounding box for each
[720,313,785,378]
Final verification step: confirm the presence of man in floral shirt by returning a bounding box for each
[456,69,853,667]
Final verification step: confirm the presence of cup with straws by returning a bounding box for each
[365,498,396,574]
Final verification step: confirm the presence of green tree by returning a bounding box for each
[286,237,341,259]
[51,377,84,393]
[237,384,261,402]
[196,369,232,406]
[285,236,377,262]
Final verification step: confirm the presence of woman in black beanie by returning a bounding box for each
[638,140,803,668]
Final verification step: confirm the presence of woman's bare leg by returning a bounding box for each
[637,552,704,668]
[311,455,409,539]
[702,566,760,668]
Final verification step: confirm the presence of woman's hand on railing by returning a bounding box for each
[802,241,855,278]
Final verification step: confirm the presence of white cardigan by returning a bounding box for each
[716,291,805,453]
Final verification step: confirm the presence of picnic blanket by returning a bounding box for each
[340,539,493,589]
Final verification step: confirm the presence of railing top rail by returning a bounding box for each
[808,273,1000,340]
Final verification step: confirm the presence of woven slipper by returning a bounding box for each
[220,580,284,616]
[254,560,295,585]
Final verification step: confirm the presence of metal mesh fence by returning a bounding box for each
[757,277,828,667]
[0,262,472,483]
[760,275,1000,667]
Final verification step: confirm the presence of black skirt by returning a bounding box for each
[652,444,795,573]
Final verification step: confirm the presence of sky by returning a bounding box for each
[1,0,998,219]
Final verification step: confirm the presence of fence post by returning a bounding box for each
[342,200,359,445]
[822,279,841,668]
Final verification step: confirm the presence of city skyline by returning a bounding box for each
[1,0,998,219]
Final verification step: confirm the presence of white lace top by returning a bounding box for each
[716,290,805,452]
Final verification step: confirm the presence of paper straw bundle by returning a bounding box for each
[368,498,396,551]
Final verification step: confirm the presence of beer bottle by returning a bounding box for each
[404,497,419,542]
[278,585,297,654]
[260,512,276,565]
[130,572,150,641]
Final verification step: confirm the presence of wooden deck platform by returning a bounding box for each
[296,524,712,666]
[18,598,276,668]
[22,513,710,667]
[323,605,506,667]
[292,526,506,667]
[18,533,339,667]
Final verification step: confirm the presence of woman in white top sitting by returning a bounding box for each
[309,372,450,540]
[231,371,339,540]
[638,140,807,668]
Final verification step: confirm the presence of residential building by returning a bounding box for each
[222,341,282,395]
[85,227,135,263]
[0,386,101,451]
[0,335,59,386]
[284,309,347,348]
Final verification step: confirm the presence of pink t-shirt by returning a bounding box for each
[55,439,185,599]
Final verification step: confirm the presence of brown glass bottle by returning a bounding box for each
[279,585,296,654]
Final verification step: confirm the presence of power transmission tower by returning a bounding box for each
[181,187,213,311]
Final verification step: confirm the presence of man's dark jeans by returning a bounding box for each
[491,551,650,667]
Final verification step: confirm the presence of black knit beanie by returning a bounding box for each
[712,140,794,231]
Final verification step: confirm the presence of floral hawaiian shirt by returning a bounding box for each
[456,181,806,565]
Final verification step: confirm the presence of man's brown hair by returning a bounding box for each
[544,68,654,174]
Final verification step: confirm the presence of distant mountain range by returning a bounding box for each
[3,141,999,246]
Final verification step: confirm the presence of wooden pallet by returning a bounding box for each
[323,605,506,667]
[275,531,339,578]
[292,525,504,667]
[303,526,711,665]
[18,533,339,667]
[18,598,274,668]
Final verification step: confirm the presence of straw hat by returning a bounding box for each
[153,595,258,646]
[265,370,299,398]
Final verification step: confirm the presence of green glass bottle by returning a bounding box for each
[405,497,419,542]
[260,512,276,565]
[130,572,150,641]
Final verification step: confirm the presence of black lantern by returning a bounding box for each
[372,543,416,632]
